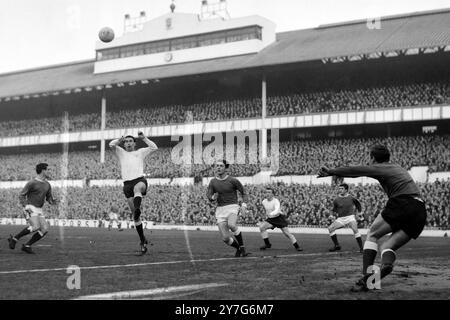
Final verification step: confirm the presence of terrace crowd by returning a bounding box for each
[0,80,448,137]
[0,134,448,181]
[0,181,449,229]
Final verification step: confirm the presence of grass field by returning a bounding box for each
[0,225,449,300]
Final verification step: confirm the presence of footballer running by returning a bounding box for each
[8,163,57,254]
[207,159,249,257]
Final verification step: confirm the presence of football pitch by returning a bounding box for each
[0,225,449,300]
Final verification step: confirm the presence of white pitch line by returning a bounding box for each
[0,251,352,275]
[73,282,228,300]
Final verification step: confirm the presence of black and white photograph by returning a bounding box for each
[0,0,449,309]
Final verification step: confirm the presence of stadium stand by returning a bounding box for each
[0,181,449,229]
[0,134,448,180]
[0,80,448,137]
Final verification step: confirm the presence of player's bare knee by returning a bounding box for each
[366,232,379,243]
[367,227,381,239]
[40,224,49,234]
[222,236,231,243]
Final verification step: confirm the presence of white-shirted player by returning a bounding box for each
[109,132,157,255]
[108,205,123,231]
[259,187,303,251]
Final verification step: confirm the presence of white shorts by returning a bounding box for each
[335,215,357,227]
[25,204,44,217]
[109,213,119,220]
[215,204,240,224]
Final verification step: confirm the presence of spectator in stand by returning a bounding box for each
[2,134,448,180]
[2,181,448,229]
[1,80,449,137]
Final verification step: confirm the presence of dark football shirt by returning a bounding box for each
[19,178,54,208]
[329,163,421,199]
[333,195,362,218]
[207,176,247,207]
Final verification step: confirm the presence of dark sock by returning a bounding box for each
[15,227,31,240]
[136,223,145,243]
[330,234,339,246]
[381,250,396,279]
[356,236,363,250]
[362,249,378,275]
[229,239,240,249]
[264,238,271,246]
[293,242,299,249]
[223,238,239,249]
[25,232,45,246]
[133,196,142,211]
[234,232,244,247]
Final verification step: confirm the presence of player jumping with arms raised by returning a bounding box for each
[109,132,157,255]
[259,187,303,251]
[318,144,427,292]
[207,159,249,257]
[8,163,57,254]
[327,183,364,253]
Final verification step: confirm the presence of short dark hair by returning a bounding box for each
[370,144,390,163]
[124,135,136,142]
[265,187,275,195]
[36,163,48,174]
[339,183,349,191]
[214,159,229,169]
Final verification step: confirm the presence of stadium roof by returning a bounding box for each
[1,8,450,99]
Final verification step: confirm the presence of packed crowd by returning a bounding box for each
[267,81,449,115]
[0,113,101,137]
[0,134,448,181]
[1,80,448,137]
[0,181,449,229]
[276,134,450,175]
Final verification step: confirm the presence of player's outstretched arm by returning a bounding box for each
[318,165,380,178]
[317,166,332,177]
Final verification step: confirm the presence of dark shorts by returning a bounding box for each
[381,196,427,239]
[266,215,289,229]
[123,177,148,199]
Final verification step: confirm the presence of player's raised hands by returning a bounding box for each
[317,166,331,177]
[137,131,145,140]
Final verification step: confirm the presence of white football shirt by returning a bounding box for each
[262,198,281,218]
[115,147,154,181]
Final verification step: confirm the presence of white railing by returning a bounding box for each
[0,105,448,147]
